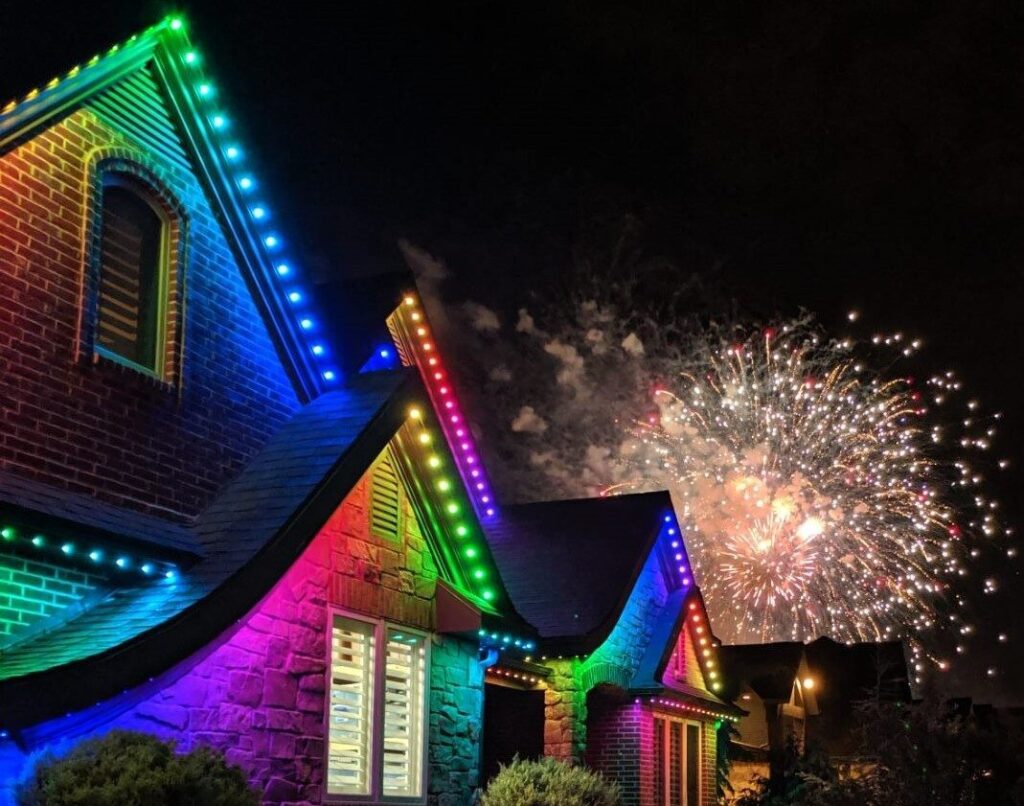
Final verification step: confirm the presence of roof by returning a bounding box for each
[0,370,418,728]
[0,16,338,400]
[719,642,806,702]
[485,491,670,652]
[805,637,911,703]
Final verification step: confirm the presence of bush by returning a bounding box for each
[17,730,259,806]
[482,756,622,806]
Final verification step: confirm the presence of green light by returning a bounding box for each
[198,83,212,97]
[473,569,486,579]
[31,535,45,547]
[169,17,184,30]
[427,456,441,468]
[455,525,468,537]
[446,502,459,515]
[1,527,14,541]
[465,547,477,558]
[437,479,451,492]
[482,589,495,601]
[183,51,198,65]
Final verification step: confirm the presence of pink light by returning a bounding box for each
[461,442,470,450]
[482,495,490,503]
[445,401,454,409]
[466,456,476,464]
[440,386,449,394]
[450,415,460,423]
[470,470,480,478]
[486,508,495,516]
[455,429,465,437]
[434,372,443,380]
[476,483,485,490]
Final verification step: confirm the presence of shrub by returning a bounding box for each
[482,756,622,806]
[17,730,259,806]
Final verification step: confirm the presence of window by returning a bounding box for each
[327,615,428,802]
[95,176,169,374]
[652,715,701,806]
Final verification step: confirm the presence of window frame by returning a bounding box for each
[652,712,702,806]
[93,173,172,379]
[325,609,431,805]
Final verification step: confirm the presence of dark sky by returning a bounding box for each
[4,0,1023,701]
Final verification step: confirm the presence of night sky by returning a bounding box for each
[4,0,1023,701]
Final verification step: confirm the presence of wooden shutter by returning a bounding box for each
[96,184,163,370]
[371,453,402,540]
[382,629,426,797]
[327,618,376,796]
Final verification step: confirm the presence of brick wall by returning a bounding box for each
[0,69,299,521]
[0,552,106,642]
[5,445,484,806]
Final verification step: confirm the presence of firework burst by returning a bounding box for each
[606,318,1005,663]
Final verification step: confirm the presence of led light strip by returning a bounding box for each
[661,510,724,693]
[392,295,497,521]
[486,666,541,685]
[1,16,339,387]
[477,628,536,653]
[637,695,740,723]
[1,525,178,580]
[406,407,497,604]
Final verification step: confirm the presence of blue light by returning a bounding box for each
[225,145,241,160]
[211,114,227,129]
[165,569,177,580]
[379,348,390,359]
[664,514,672,523]
[322,370,336,381]
[275,263,290,276]
[251,206,266,219]
[263,234,279,248]
[89,550,102,562]
[238,176,254,191]
[312,344,324,356]
[115,557,129,569]
[288,291,302,304]
[300,318,313,329]
[141,563,154,575]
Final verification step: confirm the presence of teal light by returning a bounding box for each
[115,557,129,569]
[198,83,212,97]
[211,114,227,129]
[1,527,14,541]
[225,145,241,160]
[141,563,154,575]
[238,176,254,191]
[482,590,495,601]
[183,51,198,65]
[165,569,177,580]
[61,543,74,555]
[31,535,44,547]
[89,550,102,562]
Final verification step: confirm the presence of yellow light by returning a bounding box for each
[428,456,441,468]
[408,407,422,419]
[802,677,815,690]
[404,295,416,306]
[418,432,431,445]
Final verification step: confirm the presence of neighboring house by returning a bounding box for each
[0,16,739,806]
[721,638,911,795]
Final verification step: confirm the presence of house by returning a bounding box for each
[720,638,911,795]
[0,16,739,806]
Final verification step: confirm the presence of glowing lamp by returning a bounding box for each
[263,234,279,248]
[455,525,468,537]
[169,17,184,30]
[465,547,478,558]
[428,456,441,468]
[0,527,14,540]
[211,114,227,129]
[473,569,486,579]
[437,479,451,492]
[404,296,416,306]
[89,550,102,562]
[418,433,431,445]
[299,318,313,329]
[183,51,198,65]
[482,590,495,601]
[251,206,266,219]
[408,407,422,419]
[802,677,815,690]
[322,370,336,381]
[287,291,301,303]
[165,570,178,580]
[198,83,212,97]
[238,176,254,190]
[115,557,129,569]
[446,503,459,515]
[275,263,289,276]
[311,344,324,356]
[61,543,74,555]
[31,536,44,547]
[379,348,390,359]
[141,563,154,575]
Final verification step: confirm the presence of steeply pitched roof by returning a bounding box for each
[0,371,418,727]
[805,636,911,703]
[719,642,806,702]
[485,491,669,652]
[0,16,338,399]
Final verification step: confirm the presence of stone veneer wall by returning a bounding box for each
[2,449,485,806]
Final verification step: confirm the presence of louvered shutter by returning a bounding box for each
[382,629,426,797]
[371,454,401,539]
[96,184,163,370]
[327,618,376,796]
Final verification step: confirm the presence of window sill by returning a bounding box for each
[91,348,176,392]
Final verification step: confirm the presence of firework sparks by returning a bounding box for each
[605,319,1006,663]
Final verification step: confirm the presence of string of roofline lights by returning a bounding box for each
[1,524,178,580]
[0,15,340,387]
[390,294,498,522]
[486,667,542,686]
[635,696,740,725]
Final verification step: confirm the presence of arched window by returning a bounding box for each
[95,175,169,374]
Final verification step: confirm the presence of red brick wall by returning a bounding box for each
[0,87,299,520]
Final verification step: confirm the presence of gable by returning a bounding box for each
[0,16,338,400]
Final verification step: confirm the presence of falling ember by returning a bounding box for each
[604,318,1011,663]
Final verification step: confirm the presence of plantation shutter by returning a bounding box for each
[371,453,401,539]
[327,617,376,796]
[97,184,163,370]
[382,629,426,797]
